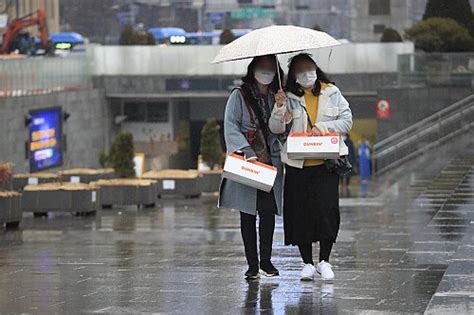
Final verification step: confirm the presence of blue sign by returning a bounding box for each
[208,12,225,25]
[29,107,63,172]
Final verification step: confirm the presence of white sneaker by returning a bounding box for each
[317,261,334,280]
[300,263,316,281]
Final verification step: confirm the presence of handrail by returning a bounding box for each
[374,94,474,150]
[374,94,474,174]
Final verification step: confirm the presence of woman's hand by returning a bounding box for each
[245,156,258,162]
[310,125,324,136]
[275,89,287,107]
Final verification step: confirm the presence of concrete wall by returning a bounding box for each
[0,89,110,173]
[88,42,414,75]
[376,86,474,141]
[99,73,397,96]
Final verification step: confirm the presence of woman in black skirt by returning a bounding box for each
[269,53,353,281]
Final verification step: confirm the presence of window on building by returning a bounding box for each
[147,102,169,122]
[124,102,168,123]
[373,24,386,34]
[124,102,146,122]
[369,0,390,15]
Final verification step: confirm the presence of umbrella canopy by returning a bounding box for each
[212,25,340,64]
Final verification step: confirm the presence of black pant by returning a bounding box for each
[298,241,333,265]
[240,191,276,266]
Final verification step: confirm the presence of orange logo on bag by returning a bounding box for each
[303,142,323,146]
[241,166,260,175]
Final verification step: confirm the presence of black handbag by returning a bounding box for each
[300,105,353,176]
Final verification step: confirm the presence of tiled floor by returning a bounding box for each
[0,135,473,314]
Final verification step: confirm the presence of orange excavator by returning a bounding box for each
[0,9,49,54]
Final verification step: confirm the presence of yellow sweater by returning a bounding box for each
[303,83,330,167]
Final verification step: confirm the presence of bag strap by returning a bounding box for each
[239,86,273,140]
[298,103,314,130]
[236,87,257,126]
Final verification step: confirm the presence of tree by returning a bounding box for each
[380,28,403,42]
[313,24,324,32]
[108,133,136,178]
[98,151,109,168]
[423,0,474,36]
[119,26,156,45]
[405,18,474,52]
[200,118,223,169]
[219,29,236,44]
[169,121,193,169]
[119,26,135,45]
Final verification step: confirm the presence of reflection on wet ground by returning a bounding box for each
[0,137,473,314]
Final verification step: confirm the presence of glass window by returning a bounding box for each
[147,102,169,122]
[373,24,386,34]
[369,0,390,15]
[124,102,146,122]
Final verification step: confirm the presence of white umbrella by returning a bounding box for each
[211,25,341,64]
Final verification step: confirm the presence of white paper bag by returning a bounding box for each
[222,153,277,192]
[287,133,341,159]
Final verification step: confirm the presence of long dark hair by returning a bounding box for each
[241,55,285,93]
[286,53,333,97]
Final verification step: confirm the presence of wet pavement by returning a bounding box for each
[0,136,473,314]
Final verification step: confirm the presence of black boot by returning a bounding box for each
[245,264,260,280]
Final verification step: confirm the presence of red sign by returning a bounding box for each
[376,99,391,120]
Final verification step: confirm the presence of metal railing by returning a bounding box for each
[374,94,474,174]
[398,53,474,87]
[0,56,91,98]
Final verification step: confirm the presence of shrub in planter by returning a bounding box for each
[0,163,13,191]
[381,28,403,42]
[109,133,136,178]
[170,121,194,169]
[200,118,223,170]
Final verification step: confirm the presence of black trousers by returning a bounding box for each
[240,190,277,266]
[298,241,333,265]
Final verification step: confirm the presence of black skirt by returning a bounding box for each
[284,164,340,246]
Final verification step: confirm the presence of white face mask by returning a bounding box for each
[296,70,318,88]
[254,70,275,85]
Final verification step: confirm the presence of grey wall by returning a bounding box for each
[376,86,474,141]
[99,73,397,95]
[0,89,110,173]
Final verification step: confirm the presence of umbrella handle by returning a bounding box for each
[275,55,283,91]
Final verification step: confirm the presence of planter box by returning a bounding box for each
[143,170,201,198]
[93,179,158,208]
[12,173,60,191]
[0,193,22,229]
[21,184,98,215]
[198,170,222,193]
[59,168,116,184]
